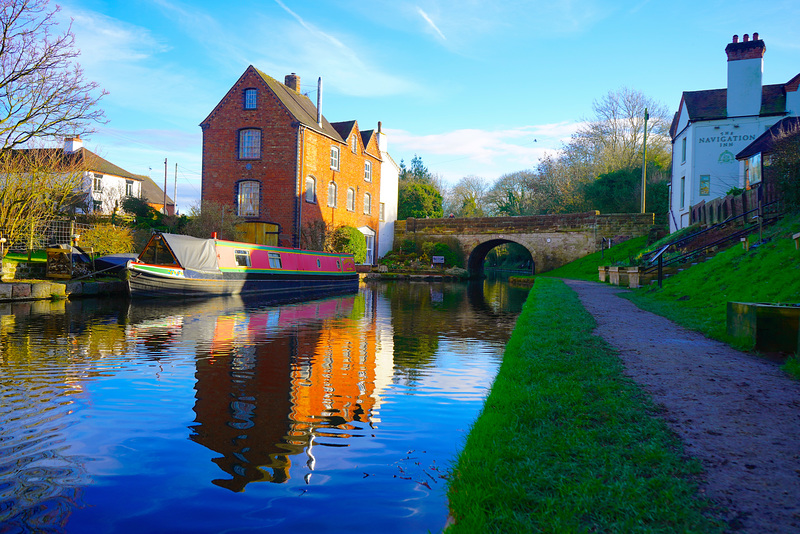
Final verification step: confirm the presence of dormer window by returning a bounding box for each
[244,88,257,109]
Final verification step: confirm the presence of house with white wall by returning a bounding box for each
[375,122,399,258]
[668,33,800,232]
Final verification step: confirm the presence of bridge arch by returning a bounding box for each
[467,238,534,278]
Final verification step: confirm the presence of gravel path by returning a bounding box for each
[563,279,800,533]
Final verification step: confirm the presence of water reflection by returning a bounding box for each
[0,279,527,532]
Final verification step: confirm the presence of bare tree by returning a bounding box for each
[0,146,85,251]
[572,87,671,175]
[445,175,490,217]
[0,0,106,151]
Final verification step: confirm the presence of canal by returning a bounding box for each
[0,278,528,533]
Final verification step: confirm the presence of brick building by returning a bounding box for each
[200,66,384,263]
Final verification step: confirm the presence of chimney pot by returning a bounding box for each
[743,33,749,42]
[753,32,759,41]
[732,34,738,43]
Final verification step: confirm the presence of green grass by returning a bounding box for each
[446,278,724,533]
[3,250,47,262]
[540,235,649,281]
[623,215,800,349]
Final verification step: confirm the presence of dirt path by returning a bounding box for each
[562,279,800,533]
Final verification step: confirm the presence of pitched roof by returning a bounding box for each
[13,147,141,180]
[135,174,174,205]
[736,116,800,160]
[670,82,790,137]
[252,67,345,143]
[331,120,357,141]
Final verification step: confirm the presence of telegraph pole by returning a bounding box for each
[174,162,178,215]
[641,108,649,213]
[163,158,168,215]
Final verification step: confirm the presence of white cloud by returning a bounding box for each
[385,122,581,182]
[416,7,447,40]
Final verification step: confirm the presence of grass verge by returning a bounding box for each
[446,278,724,533]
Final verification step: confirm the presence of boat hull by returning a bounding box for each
[128,267,359,300]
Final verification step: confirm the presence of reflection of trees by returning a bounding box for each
[0,298,134,530]
[378,280,529,385]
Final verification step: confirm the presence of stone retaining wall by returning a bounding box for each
[0,280,126,302]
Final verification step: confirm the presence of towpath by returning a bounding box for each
[562,279,800,533]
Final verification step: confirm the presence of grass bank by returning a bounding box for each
[446,278,724,533]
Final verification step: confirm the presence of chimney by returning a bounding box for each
[376,121,388,152]
[725,32,765,117]
[64,137,83,153]
[285,73,300,92]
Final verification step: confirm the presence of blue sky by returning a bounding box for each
[57,0,799,213]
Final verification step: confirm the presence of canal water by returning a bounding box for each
[0,279,528,533]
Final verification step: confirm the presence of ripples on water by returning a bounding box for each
[0,280,527,533]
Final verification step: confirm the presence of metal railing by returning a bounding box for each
[643,200,781,286]
[4,220,94,253]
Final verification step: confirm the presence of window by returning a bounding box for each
[699,175,710,196]
[346,187,355,211]
[681,137,686,164]
[379,202,385,222]
[268,252,282,268]
[364,192,371,215]
[364,161,372,182]
[238,181,260,217]
[330,146,340,170]
[234,249,251,267]
[92,200,102,211]
[93,173,102,192]
[328,182,337,207]
[244,88,257,109]
[680,176,685,209]
[305,176,316,203]
[125,180,133,196]
[351,135,358,153]
[239,129,261,159]
[364,234,375,265]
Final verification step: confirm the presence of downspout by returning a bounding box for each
[294,124,305,248]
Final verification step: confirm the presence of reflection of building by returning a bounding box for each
[189,294,392,491]
[669,34,800,231]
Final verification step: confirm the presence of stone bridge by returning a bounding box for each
[394,211,654,276]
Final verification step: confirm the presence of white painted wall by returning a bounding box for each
[376,127,399,259]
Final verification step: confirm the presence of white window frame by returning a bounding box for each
[346,187,355,211]
[364,161,372,182]
[330,146,340,170]
[244,88,257,109]
[238,180,260,217]
[93,173,102,192]
[125,180,133,197]
[328,182,337,207]
[363,192,371,215]
[351,135,358,153]
[239,129,261,159]
[379,202,385,222]
[305,176,316,203]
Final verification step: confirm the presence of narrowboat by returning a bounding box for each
[126,232,359,299]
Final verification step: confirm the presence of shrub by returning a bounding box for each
[79,224,135,255]
[330,226,367,264]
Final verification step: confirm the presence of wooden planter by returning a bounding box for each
[727,302,800,356]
